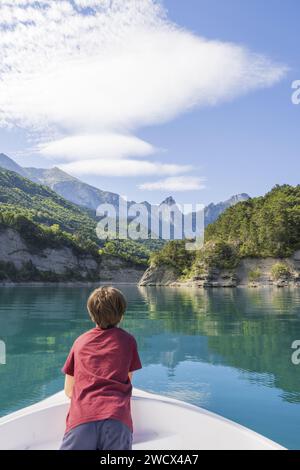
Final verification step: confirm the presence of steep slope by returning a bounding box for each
[0,169,150,278]
[0,170,155,266]
[25,166,122,210]
[0,153,29,178]
[0,168,98,241]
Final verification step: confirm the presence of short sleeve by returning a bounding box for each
[62,345,75,376]
[129,338,142,372]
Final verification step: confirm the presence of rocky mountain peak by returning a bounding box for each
[160,196,176,206]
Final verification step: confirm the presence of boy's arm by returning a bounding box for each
[62,344,75,398]
[128,372,133,381]
[129,338,142,376]
[64,374,75,398]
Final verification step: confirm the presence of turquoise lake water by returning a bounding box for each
[0,285,300,449]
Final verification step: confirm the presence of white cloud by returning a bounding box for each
[73,0,107,7]
[0,0,287,180]
[0,8,286,132]
[139,176,206,191]
[59,159,192,177]
[39,134,156,160]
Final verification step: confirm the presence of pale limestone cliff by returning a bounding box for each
[139,251,300,288]
[0,227,144,283]
[139,265,179,286]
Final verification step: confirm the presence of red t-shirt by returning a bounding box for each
[62,326,142,434]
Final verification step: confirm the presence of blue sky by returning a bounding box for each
[0,0,299,205]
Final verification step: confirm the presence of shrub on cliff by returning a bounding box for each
[150,240,196,274]
[198,241,239,271]
[271,263,292,280]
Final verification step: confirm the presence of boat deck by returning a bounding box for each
[0,389,285,450]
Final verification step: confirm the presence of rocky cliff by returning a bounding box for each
[139,264,178,286]
[139,251,300,288]
[0,227,144,283]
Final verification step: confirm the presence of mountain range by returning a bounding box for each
[0,153,250,227]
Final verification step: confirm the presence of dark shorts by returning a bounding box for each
[60,419,133,451]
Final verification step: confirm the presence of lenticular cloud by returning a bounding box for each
[0,0,286,167]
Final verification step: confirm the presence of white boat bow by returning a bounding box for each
[0,388,284,450]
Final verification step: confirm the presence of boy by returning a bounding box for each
[60,286,142,450]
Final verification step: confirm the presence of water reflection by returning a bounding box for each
[138,287,300,401]
[0,285,300,448]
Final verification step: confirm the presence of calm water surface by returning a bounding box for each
[0,285,300,449]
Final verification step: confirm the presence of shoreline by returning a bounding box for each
[140,283,300,289]
[0,280,299,289]
[169,282,300,289]
[138,254,300,289]
[0,281,140,287]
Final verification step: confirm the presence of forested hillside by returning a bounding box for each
[0,169,152,265]
[206,184,300,258]
[150,185,300,277]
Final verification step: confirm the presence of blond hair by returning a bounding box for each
[87,286,127,329]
